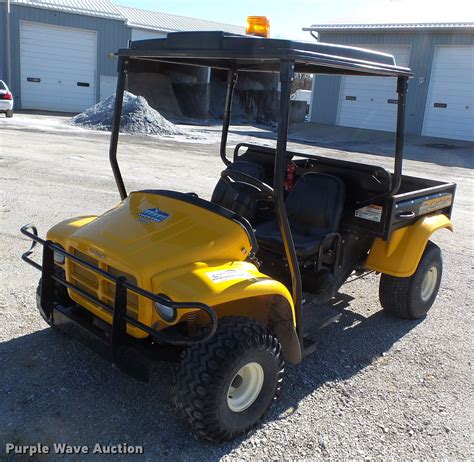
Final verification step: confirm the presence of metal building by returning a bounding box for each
[0,0,244,112]
[305,23,474,141]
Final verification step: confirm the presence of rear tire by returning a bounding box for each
[172,317,284,442]
[379,241,442,319]
[6,110,13,118]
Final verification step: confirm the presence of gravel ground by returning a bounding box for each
[0,115,473,460]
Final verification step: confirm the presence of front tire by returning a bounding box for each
[172,317,284,442]
[379,241,442,319]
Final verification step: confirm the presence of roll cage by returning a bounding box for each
[109,31,413,347]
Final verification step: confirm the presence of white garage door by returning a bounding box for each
[422,46,474,141]
[336,45,411,132]
[20,22,97,112]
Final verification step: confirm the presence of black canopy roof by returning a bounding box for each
[118,31,412,77]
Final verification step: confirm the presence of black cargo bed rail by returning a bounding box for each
[20,224,218,347]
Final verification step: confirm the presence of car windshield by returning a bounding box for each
[0,81,6,90]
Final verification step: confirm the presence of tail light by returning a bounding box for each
[3,91,13,100]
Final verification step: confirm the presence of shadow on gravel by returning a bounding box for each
[0,307,422,461]
[272,306,422,420]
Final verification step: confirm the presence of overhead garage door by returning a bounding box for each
[336,45,411,132]
[20,22,97,112]
[422,46,474,141]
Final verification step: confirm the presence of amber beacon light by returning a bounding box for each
[246,16,270,37]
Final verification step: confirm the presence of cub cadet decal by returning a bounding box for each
[87,246,106,260]
[138,208,170,224]
[207,269,256,283]
[419,193,452,214]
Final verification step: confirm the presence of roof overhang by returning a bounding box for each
[118,31,413,77]
[303,22,474,33]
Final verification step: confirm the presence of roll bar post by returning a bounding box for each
[220,69,238,166]
[109,56,128,201]
[274,60,304,345]
[391,76,409,196]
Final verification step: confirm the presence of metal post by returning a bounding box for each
[274,60,303,343]
[109,57,128,200]
[220,69,238,166]
[111,277,127,364]
[391,76,408,196]
[5,0,12,87]
[40,242,56,322]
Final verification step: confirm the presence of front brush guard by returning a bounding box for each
[21,224,218,381]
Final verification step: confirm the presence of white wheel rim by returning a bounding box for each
[421,266,438,301]
[227,362,264,412]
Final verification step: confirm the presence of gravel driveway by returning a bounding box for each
[1,115,472,460]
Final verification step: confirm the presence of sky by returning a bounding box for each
[116,0,474,40]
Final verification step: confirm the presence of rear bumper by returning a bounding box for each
[0,100,13,111]
[22,224,218,381]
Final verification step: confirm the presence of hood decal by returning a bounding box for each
[138,208,170,224]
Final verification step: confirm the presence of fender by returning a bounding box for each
[365,214,453,277]
[154,261,302,364]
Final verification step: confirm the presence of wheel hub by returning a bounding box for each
[227,362,264,412]
[421,266,438,301]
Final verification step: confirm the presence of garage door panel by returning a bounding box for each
[20,25,96,41]
[422,45,474,141]
[22,60,94,77]
[336,45,411,132]
[22,82,94,94]
[21,46,95,59]
[22,61,94,76]
[20,33,96,46]
[20,22,97,112]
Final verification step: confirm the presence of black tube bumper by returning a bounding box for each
[22,224,218,382]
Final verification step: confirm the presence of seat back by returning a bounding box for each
[211,161,265,220]
[285,172,345,236]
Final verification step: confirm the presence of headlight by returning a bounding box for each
[53,246,65,265]
[154,297,176,322]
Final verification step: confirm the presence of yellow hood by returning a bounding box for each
[50,191,254,279]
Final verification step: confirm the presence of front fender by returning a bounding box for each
[365,214,453,277]
[154,260,294,322]
[153,260,302,364]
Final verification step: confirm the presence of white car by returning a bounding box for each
[0,80,14,118]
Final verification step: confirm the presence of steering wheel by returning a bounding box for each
[220,169,274,199]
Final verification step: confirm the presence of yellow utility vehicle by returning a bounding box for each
[21,31,455,441]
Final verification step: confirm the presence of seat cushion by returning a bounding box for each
[255,172,345,260]
[255,219,327,259]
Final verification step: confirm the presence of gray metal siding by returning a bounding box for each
[310,31,474,135]
[9,4,130,108]
[310,75,341,124]
[0,6,5,81]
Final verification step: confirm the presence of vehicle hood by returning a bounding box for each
[59,191,253,279]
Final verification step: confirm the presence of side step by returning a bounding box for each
[300,293,346,357]
[302,297,342,332]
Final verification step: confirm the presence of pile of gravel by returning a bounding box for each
[70,91,184,136]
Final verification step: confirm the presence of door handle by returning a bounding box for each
[396,211,415,220]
